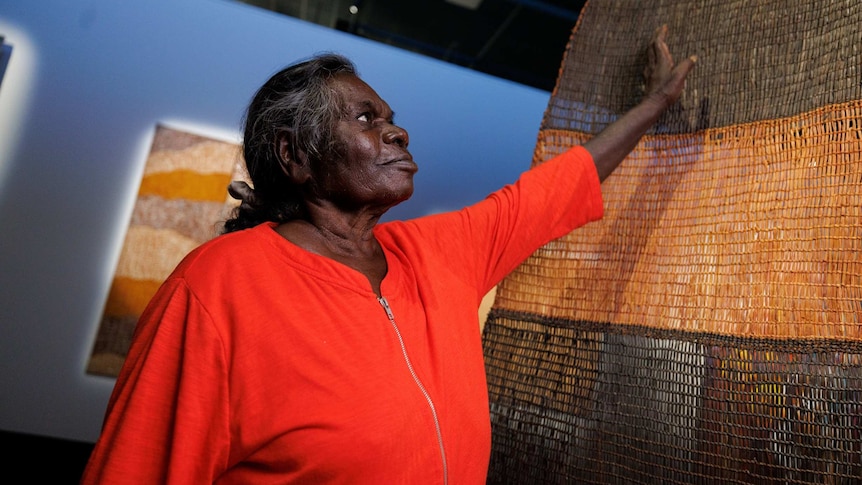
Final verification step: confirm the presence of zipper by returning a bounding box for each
[378,296,448,485]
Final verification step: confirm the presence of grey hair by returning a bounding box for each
[224,54,357,233]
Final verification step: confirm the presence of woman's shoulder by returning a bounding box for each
[173,222,279,277]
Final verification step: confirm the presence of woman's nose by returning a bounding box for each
[383,125,409,148]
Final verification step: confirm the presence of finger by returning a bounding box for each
[649,25,673,70]
[674,55,698,80]
[648,26,662,64]
[651,24,668,44]
[666,55,697,100]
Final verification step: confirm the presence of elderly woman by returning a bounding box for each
[83,26,694,484]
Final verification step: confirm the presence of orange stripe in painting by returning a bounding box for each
[103,277,163,316]
[138,170,232,201]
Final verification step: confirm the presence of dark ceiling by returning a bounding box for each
[234,0,587,91]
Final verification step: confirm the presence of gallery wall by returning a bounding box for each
[0,0,552,443]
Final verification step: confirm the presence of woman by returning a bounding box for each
[83,26,695,484]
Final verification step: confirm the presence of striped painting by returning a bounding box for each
[87,125,244,377]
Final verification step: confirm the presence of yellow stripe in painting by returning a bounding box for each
[103,277,163,316]
[138,170,232,201]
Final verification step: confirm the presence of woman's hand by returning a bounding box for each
[584,25,696,181]
[643,24,697,109]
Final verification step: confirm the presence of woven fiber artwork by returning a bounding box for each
[483,1,862,483]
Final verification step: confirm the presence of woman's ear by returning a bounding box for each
[276,130,311,185]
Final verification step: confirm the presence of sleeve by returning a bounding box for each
[81,277,231,484]
[403,145,604,297]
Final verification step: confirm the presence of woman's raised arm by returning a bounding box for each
[585,25,697,182]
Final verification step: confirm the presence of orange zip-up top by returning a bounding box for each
[82,146,603,484]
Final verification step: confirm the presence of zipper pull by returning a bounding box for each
[378,296,395,321]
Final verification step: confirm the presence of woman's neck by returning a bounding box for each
[276,216,388,295]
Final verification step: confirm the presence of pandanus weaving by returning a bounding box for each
[482,1,862,483]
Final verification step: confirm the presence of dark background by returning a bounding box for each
[237,0,586,91]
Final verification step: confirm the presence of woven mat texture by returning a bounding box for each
[483,1,862,483]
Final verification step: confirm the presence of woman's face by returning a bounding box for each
[310,73,416,213]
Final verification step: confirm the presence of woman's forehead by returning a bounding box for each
[330,73,392,113]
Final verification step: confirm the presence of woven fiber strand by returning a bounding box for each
[483,0,862,483]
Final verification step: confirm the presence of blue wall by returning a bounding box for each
[0,0,551,443]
